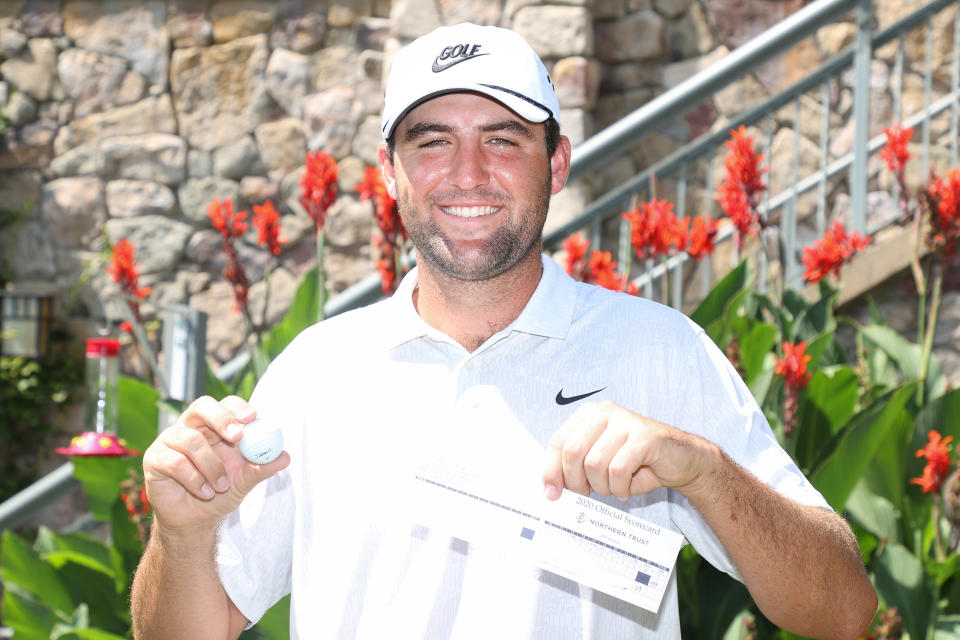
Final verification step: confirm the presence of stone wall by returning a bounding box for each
[0,0,956,374]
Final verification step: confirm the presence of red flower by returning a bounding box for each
[686,215,719,259]
[801,221,872,283]
[775,340,811,436]
[774,340,812,391]
[925,167,960,258]
[358,166,407,294]
[715,126,768,247]
[910,430,953,494]
[880,125,914,174]
[623,198,687,260]
[107,238,152,300]
[561,233,637,295]
[300,150,339,238]
[252,200,285,256]
[207,197,251,314]
[207,197,248,238]
[106,238,151,332]
[562,232,591,282]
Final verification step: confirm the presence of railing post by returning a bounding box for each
[850,0,873,235]
[160,305,207,430]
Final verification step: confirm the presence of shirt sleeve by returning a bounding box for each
[668,325,829,582]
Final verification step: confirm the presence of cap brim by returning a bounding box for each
[382,84,554,139]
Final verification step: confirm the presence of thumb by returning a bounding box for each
[233,450,291,496]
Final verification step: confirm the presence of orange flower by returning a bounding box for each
[925,167,960,258]
[300,150,339,237]
[252,200,285,256]
[774,340,812,391]
[358,166,406,294]
[107,238,152,300]
[686,215,719,259]
[623,198,687,260]
[715,126,768,247]
[801,221,872,283]
[207,197,251,314]
[561,233,637,295]
[880,125,914,174]
[910,430,953,494]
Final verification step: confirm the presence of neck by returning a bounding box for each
[412,251,543,352]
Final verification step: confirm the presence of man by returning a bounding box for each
[131,23,876,639]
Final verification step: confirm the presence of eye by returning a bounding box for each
[419,138,449,149]
[488,137,516,147]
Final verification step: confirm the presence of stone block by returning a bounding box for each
[19,0,63,36]
[438,0,502,26]
[5,89,37,126]
[57,48,130,118]
[553,56,600,109]
[390,0,443,40]
[210,0,277,43]
[171,35,273,151]
[98,133,188,185]
[240,176,280,206]
[310,45,361,92]
[212,134,265,180]
[178,176,243,224]
[105,179,177,218]
[356,17,390,51]
[350,115,382,166]
[301,84,364,159]
[53,94,178,156]
[7,220,57,280]
[266,47,311,117]
[0,118,55,169]
[514,6,593,58]
[105,215,194,273]
[270,3,327,53]
[255,118,308,182]
[41,176,106,248]
[168,0,213,48]
[62,0,169,88]
[0,37,57,101]
[594,10,664,63]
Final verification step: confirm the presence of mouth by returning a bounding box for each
[439,205,501,218]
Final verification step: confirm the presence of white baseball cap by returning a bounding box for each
[381,23,561,139]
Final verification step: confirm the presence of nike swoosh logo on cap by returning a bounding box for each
[555,387,606,405]
[431,52,489,73]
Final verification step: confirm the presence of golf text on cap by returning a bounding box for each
[431,43,489,72]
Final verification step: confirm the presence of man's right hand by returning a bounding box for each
[142,395,291,538]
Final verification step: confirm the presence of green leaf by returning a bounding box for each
[117,375,159,452]
[35,528,121,585]
[252,595,291,639]
[845,484,900,543]
[263,264,320,361]
[736,322,777,386]
[860,324,946,401]
[872,540,932,640]
[1,588,61,640]
[205,360,233,399]
[71,457,137,521]
[110,493,146,582]
[809,383,918,510]
[52,628,130,640]
[0,529,75,615]
[691,260,749,331]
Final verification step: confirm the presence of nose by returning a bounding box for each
[448,141,489,191]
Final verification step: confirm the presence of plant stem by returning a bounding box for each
[316,228,326,321]
[920,259,943,394]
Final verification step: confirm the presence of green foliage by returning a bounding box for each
[0,325,83,503]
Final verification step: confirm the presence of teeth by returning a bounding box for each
[442,205,499,218]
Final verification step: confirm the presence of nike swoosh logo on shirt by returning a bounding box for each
[555,387,606,405]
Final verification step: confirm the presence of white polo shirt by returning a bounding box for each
[217,255,828,639]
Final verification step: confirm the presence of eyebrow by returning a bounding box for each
[401,119,536,142]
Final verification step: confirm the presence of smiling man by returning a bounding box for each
[131,23,876,639]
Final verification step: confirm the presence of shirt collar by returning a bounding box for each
[379,254,577,349]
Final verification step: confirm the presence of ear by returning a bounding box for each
[549,135,572,196]
[378,145,398,200]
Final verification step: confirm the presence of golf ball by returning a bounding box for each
[238,418,284,464]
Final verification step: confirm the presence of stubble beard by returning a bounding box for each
[398,179,552,282]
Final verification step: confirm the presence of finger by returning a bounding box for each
[179,395,250,444]
[609,433,650,499]
[583,426,629,497]
[161,426,230,497]
[149,440,223,501]
[559,405,609,497]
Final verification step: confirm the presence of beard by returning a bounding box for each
[397,178,552,282]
